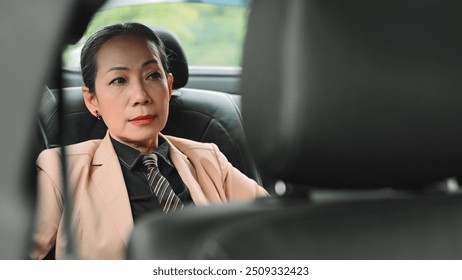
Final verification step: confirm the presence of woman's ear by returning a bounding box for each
[167,73,174,100]
[82,86,99,117]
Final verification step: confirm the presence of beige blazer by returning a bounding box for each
[31,132,268,260]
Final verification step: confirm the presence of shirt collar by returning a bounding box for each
[154,136,172,166]
[110,134,173,170]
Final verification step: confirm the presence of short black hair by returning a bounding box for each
[80,22,170,93]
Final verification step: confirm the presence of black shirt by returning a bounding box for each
[110,135,193,221]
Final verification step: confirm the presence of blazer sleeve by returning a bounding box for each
[31,149,64,259]
[211,143,269,201]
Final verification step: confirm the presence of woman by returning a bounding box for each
[31,23,268,260]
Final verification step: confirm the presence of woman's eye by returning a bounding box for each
[109,77,126,85]
[147,72,162,80]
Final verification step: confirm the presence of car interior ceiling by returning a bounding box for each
[8,0,462,260]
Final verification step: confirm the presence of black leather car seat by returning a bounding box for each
[37,28,262,185]
[126,0,462,259]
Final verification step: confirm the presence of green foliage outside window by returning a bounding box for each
[63,3,248,68]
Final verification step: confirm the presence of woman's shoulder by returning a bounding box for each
[37,139,103,165]
[164,135,216,152]
[163,135,228,168]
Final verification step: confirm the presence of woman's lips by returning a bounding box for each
[129,115,155,126]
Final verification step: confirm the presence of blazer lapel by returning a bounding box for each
[91,133,134,246]
[162,134,210,206]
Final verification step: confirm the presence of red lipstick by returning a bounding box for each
[130,115,155,126]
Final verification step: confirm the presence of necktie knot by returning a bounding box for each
[142,153,159,169]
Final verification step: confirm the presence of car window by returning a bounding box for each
[62,1,249,70]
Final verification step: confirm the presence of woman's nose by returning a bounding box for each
[131,79,151,105]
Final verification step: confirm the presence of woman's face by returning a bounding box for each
[83,34,173,154]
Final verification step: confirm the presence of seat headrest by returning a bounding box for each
[155,28,189,89]
[241,0,462,188]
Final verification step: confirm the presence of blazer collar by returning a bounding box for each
[93,132,117,165]
[160,133,210,206]
[91,132,134,246]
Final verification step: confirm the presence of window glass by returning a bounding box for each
[62,2,248,69]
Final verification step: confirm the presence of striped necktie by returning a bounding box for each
[142,153,184,213]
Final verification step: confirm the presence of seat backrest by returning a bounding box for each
[242,0,462,189]
[127,0,462,260]
[37,29,262,185]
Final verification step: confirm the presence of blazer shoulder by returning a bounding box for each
[37,139,102,167]
[164,135,215,152]
[164,135,228,174]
